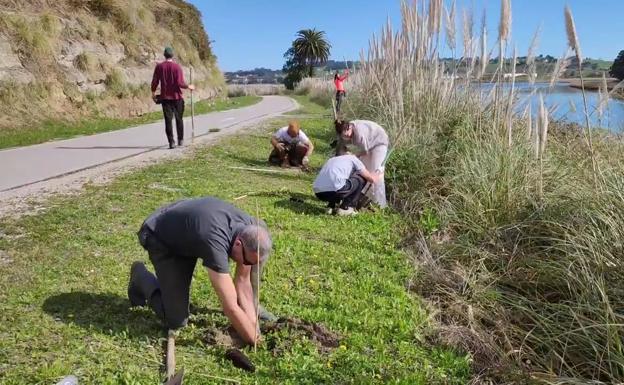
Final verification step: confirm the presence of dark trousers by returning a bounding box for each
[315,174,365,210]
[268,141,309,166]
[162,99,185,145]
[137,225,196,329]
[335,91,346,113]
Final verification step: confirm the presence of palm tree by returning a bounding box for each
[292,29,331,77]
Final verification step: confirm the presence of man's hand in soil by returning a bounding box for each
[208,268,260,345]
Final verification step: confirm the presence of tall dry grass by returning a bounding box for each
[295,77,334,108]
[227,84,284,97]
[319,0,624,383]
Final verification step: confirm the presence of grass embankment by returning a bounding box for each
[0,96,261,150]
[564,77,621,91]
[0,99,469,384]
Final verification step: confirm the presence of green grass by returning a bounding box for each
[0,96,261,150]
[285,94,331,116]
[0,98,469,384]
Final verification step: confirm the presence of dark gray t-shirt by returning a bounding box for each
[143,197,254,273]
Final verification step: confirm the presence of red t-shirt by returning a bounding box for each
[151,60,188,100]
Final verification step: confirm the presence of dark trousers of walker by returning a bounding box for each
[137,225,196,329]
[315,173,365,210]
[162,99,185,145]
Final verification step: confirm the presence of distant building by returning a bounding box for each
[224,68,284,85]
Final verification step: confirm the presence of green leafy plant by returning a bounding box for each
[418,208,440,235]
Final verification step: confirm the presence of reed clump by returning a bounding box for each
[295,77,334,108]
[342,0,624,383]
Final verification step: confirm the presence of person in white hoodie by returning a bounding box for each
[313,154,382,216]
[334,120,389,207]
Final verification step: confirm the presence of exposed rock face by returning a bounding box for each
[0,1,224,128]
[0,35,34,83]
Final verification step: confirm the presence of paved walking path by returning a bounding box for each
[0,96,296,192]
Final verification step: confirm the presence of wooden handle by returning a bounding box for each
[166,329,176,379]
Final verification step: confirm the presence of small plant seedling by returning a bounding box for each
[419,207,440,234]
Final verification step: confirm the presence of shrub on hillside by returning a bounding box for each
[153,0,214,62]
[104,68,127,98]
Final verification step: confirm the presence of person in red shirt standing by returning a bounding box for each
[151,47,195,149]
[334,69,349,114]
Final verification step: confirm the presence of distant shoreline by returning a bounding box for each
[562,78,623,100]
[562,77,619,91]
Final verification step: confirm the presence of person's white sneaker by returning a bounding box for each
[336,207,357,216]
[325,207,335,215]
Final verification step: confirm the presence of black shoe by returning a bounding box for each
[128,261,147,307]
[168,142,175,149]
[178,139,184,146]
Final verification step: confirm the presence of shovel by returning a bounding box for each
[164,330,184,385]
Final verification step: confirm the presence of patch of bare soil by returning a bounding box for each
[202,317,341,354]
[262,317,341,355]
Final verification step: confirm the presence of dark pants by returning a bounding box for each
[268,141,309,166]
[335,91,346,113]
[137,225,196,329]
[315,174,365,210]
[162,99,185,145]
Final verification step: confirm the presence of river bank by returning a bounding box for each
[565,78,624,101]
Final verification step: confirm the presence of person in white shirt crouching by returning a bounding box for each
[268,120,314,170]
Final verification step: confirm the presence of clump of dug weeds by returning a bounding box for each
[262,317,341,355]
[202,317,341,371]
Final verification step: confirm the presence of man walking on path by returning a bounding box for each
[151,47,195,149]
[128,196,275,345]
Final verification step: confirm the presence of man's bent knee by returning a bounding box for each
[165,313,189,330]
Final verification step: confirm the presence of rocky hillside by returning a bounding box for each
[0,0,224,130]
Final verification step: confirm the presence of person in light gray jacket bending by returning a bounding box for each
[335,120,389,208]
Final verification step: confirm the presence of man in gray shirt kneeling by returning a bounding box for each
[128,196,273,345]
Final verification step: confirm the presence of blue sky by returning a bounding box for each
[191,0,623,72]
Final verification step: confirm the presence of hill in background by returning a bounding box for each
[0,0,224,131]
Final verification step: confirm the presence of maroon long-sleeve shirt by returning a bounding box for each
[151,60,188,100]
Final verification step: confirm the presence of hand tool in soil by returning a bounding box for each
[225,348,256,372]
[164,329,184,385]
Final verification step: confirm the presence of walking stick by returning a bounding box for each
[190,67,195,144]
